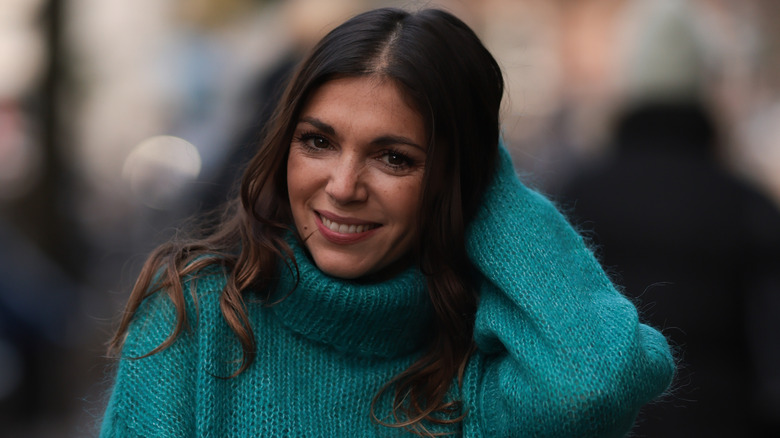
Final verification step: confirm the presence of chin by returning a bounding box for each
[307,251,370,279]
[312,252,412,283]
[316,262,368,280]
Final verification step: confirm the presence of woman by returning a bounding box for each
[101,8,674,437]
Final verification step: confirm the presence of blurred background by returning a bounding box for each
[1,0,778,436]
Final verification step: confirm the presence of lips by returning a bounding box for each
[315,211,380,244]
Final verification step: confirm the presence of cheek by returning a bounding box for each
[286,155,311,221]
[382,177,424,224]
[286,151,302,187]
[287,153,316,199]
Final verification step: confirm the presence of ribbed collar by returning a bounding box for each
[269,237,432,358]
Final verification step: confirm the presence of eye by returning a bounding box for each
[296,132,331,150]
[379,150,413,169]
[306,135,330,149]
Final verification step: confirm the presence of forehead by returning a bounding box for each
[298,77,425,138]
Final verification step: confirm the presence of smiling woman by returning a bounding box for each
[287,77,426,279]
[100,7,675,438]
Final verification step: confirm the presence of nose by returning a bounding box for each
[325,154,368,205]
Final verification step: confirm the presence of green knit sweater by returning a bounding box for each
[101,146,674,437]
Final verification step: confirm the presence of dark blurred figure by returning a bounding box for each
[0,218,79,433]
[558,100,780,436]
[195,52,299,213]
[195,0,364,213]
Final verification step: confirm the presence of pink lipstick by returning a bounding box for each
[315,211,380,244]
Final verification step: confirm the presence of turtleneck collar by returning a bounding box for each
[269,237,432,359]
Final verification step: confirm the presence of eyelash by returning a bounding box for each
[293,131,417,171]
[378,149,415,170]
[295,131,332,151]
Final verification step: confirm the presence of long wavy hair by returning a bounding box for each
[109,7,503,436]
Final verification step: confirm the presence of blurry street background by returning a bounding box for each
[1,0,779,436]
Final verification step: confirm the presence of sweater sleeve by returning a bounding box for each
[100,282,201,437]
[461,145,675,437]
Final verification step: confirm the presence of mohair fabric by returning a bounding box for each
[100,146,674,437]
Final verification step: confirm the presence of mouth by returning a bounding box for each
[314,211,381,244]
[319,214,380,234]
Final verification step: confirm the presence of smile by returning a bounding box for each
[314,212,381,245]
[319,214,379,234]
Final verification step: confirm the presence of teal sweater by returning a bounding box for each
[101,147,674,437]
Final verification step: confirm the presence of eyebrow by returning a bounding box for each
[297,116,425,152]
[299,117,335,136]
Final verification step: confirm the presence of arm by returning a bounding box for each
[100,284,201,437]
[462,145,675,437]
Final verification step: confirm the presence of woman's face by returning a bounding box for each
[287,76,427,279]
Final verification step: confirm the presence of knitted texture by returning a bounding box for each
[459,146,674,437]
[100,146,674,437]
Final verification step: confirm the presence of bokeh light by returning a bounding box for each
[122,135,202,210]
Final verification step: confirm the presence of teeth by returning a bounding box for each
[320,215,377,234]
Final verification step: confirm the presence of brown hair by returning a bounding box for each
[109,7,503,436]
